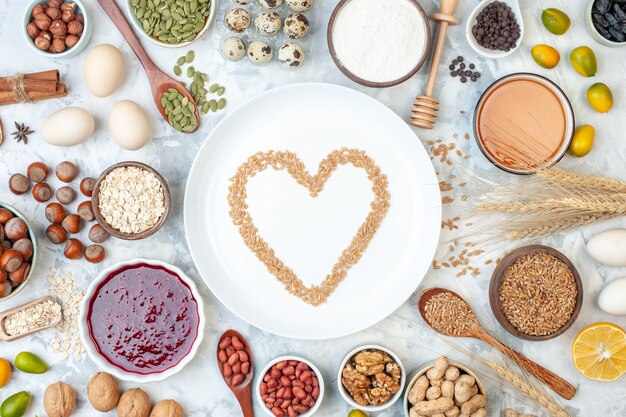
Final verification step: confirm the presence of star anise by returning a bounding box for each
[11,122,34,144]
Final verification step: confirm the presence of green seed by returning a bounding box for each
[209,99,218,112]
[187,66,195,77]
[177,56,186,66]
[209,83,219,93]
[201,102,210,113]
[173,65,181,76]
[217,86,225,96]
[181,96,189,107]
[174,122,183,132]
[183,124,195,132]
[217,98,226,109]
[186,50,195,63]
[201,73,208,81]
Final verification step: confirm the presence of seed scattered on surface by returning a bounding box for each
[186,50,195,63]
[174,65,182,76]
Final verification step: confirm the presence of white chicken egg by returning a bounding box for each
[84,44,125,97]
[41,107,94,147]
[586,228,626,267]
[598,278,626,315]
[109,100,151,150]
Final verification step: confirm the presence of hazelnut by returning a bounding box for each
[0,249,23,273]
[56,186,76,204]
[12,238,33,260]
[0,241,11,251]
[45,203,67,224]
[32,4,45,17]
[89,224,110,243]
[62,214,81,234]
[118,388,151,417]
[65,34,79,48]
[9,174,30,195]
[8,262,30,285]
[56,161,79,182]
[46,224,67,244]
[0,282,11,298]
[79,177,96,197]
[77,201,94,222]
[0,224,3,242]
[74,13,84,23]
[27,22,41,38]
[87,372,120,412]
[63,238,83,260]
[50,38,66,53]
[61,2,77,12]
[150,400,184,417]
[27,162,49,183]
[5,218,28,241]
[0,209,15,224]
[40,30,53,41]
[44,382,77,417]
[33,182,53,202]
[67,20,82,35]
[84,244,105,264]
[0,269,7,283]
[61,9,74,22]
[49,19,67,37]
[46,7,62,21]
[35,12,52,30]
[48,0,63,8]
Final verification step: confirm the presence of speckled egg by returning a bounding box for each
[254,12,282,36]
[247,40,274,65]
[225,8,251,32]
[258,0,282,9]
[283,13,310,39]
[285,0,313,12]
[278,43,305,70]
[234,0,251,4]
[220,37,247,61]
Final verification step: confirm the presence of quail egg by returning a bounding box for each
[258,0,282,8]
[247,40,274,65]
[225,8,251,32]
[254,12,282,36]
[220,36,247,61]
[283,13,310,39]
[278,43,305,70]
[285,0,313,12]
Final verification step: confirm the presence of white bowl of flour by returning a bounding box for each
[328,0,431,87]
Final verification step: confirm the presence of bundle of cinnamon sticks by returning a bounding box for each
[0,70,67,106]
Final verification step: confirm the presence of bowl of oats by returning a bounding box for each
[91,162,170,240]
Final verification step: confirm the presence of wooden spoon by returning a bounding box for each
[0,296,62,342]
[96,0,199,133]
[217,330,255,417]
[418,288,577,400]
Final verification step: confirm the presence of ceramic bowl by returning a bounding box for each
[126,0,217,48]
[489,245,583,341]
[78,258,205,383]
[91,161,171,240]
[337,344,406,412]
[585,0,626,47]
[403,361,486,417]
[22,0,92,58]
[465,0,524,59]
[0,203,38,303]
[327,0,431,88]
[255,355,325,417]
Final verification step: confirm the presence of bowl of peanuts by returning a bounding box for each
[403,355,487,417]
[256,356,324,417]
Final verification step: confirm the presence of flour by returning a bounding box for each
[331,0,428,83]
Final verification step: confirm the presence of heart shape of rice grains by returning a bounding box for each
[227,148,391,306]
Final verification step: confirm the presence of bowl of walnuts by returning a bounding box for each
[22,0,92,58]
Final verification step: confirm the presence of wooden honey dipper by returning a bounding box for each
[411,0,460,130]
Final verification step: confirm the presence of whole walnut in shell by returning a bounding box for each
[118,388,151,417]
[44,382,77,417]
[87,372,121,412]
[150,400,183,417]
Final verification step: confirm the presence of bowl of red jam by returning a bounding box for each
[79,258,205,382]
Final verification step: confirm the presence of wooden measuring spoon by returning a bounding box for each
[0,296,62,342]
[418,288,577,400]
[217,330,255,417]
[96,0,199,133]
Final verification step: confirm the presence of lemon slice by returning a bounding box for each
[572,322,626,381]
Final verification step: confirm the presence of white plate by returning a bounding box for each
[185,83,441,339]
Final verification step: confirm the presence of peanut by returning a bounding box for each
[454,375,475,404]
[441,380,455,398]
[426,386,442,400]
[413,397,455,415]
[445,406,461,417]
[408,375,430,404]
[427,356,449,381]
[470,408,486,417]
[461,394,487,416]
[444,366,460,381]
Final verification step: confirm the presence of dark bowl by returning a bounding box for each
[489,245,583,341]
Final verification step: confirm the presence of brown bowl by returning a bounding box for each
[91,162,171,241]
[327,0,431,88]
[489,245,583,341]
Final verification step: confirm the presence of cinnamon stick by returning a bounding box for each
[0,78,58,93]
[0,70,67,106]
[0,83,67,106]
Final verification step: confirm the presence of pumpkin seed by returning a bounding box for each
[177,56,186,66]
[209,83,219,93]
[217,86,225,96]
[186,50,195,63]
[173,65,181,76]
[187,66,195,77]
[201,102,210,113]
[209,99,218,112]
[217,98,227,109]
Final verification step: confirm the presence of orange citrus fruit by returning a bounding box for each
[572,322,626,381]
[0,358,10,388]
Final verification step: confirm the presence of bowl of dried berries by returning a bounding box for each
[338,345,405,412]
[586,0,626,47]
[22,0,92,58]
[91,162,171,240]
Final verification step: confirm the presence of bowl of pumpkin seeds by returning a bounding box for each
[127,0,216,47]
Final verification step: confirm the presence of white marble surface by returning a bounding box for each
[1,0,625,416]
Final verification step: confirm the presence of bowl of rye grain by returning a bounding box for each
[489,245,583,341]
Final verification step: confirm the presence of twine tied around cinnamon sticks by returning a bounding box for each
[7,73,32,104]
[0,70,67,106]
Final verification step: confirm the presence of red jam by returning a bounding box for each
[87,263,200,375]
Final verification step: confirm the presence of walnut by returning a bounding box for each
[342,349,403,407]
[150,400,184,417]
[341,364,371,406]
[354,350,386,375]
[118,388,151,417]
[67,20,82,35]
[49,19,67,37]
[386,362,401,380]
[44,382,77,417]
[87,372,121,412]
[368,387,392,406]
[373,372,400,394]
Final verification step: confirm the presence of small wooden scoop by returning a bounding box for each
[96,0,199,133]
[418,288,577,400]
[0,296,61,342]
[217,330,255,417]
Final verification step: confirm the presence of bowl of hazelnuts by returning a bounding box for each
[23,0,92,58]
[0,203,38,302]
